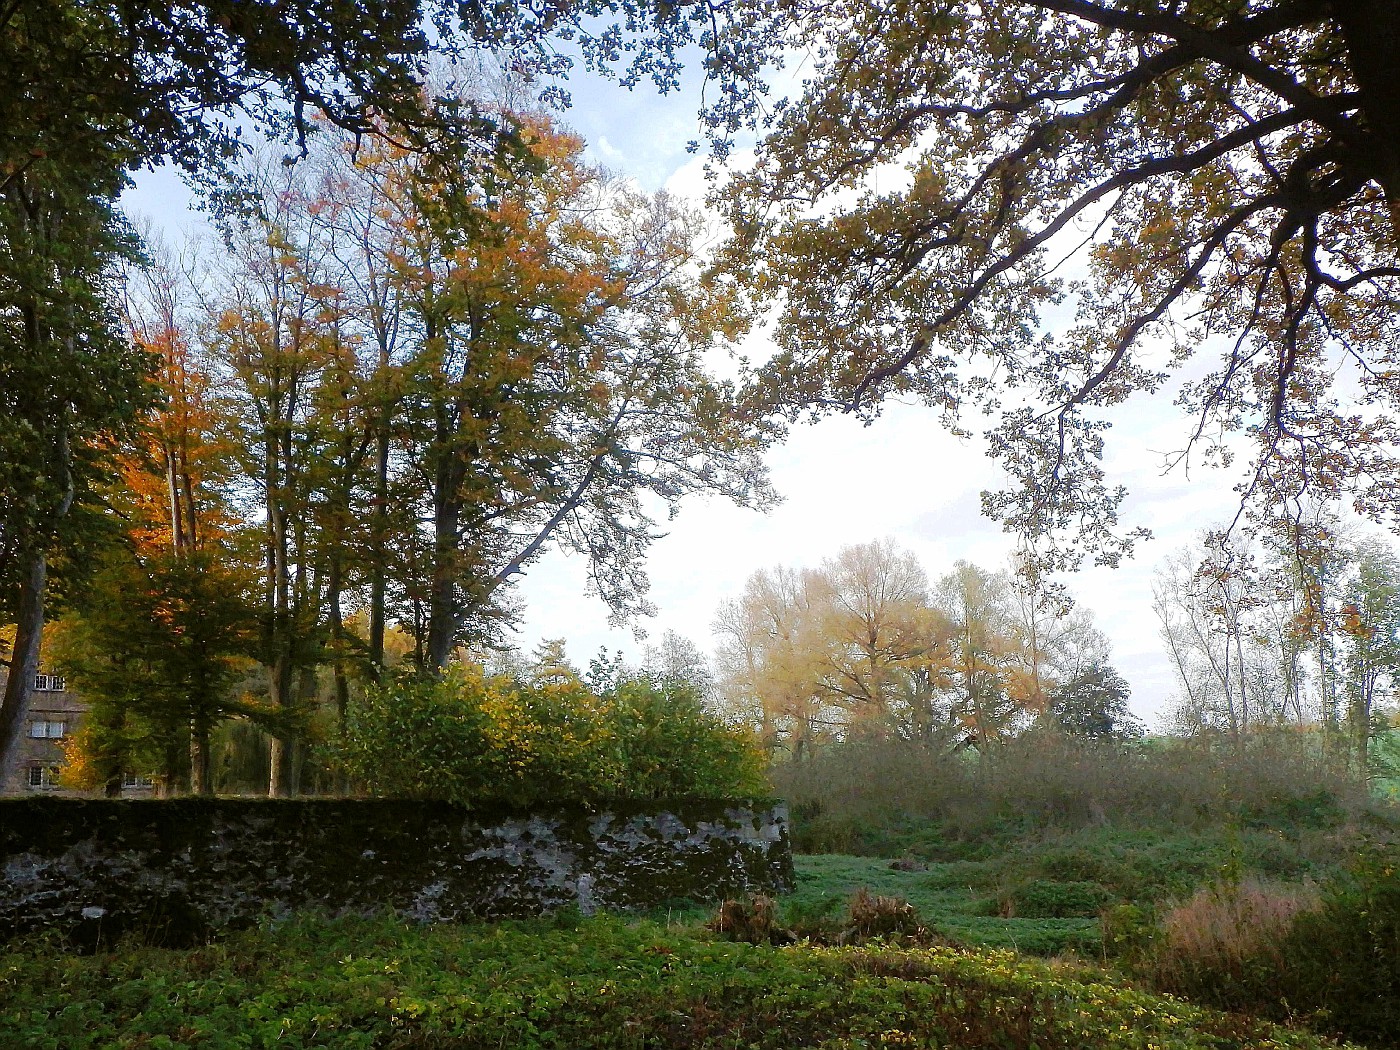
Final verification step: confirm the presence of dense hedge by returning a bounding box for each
[342,666,767,807]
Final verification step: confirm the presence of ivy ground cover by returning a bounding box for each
[1,913,1352,1049]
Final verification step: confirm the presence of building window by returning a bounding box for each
[33,673,66,692]
[26,765,59,789]
[28,720,67,739]
[122,773,154,789]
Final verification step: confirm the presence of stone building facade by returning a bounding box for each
[0,670,152,797]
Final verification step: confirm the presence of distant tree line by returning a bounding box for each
[712,539,1137,762]
[1155,517,1400,778]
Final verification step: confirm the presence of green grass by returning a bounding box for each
[781,817,1357,959]
[787,854,1101,955]
[0,913,1353,1049]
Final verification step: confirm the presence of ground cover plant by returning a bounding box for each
[0,913,1352,1050]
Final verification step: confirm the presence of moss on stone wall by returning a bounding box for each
[0,798,793,945]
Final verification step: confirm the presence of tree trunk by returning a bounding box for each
[369,423,390,674]
[1336,4,1400,213]
[264,407,298,797]
[189,715,211,795]
[0,416,73,792]
[0,549,47,792]
[426,448,463,670]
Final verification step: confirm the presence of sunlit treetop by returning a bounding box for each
[701,0,1400,571]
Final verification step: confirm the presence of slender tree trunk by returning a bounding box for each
[327,555,350,725]
[0,549,47,792]
[189,715,211,795]
[266,438,295,797]
[369,400,390,673]
[166,446,184,552]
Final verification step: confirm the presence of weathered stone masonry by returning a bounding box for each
[0,797,793,942]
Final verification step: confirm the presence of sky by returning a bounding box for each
[120,57,1262,728]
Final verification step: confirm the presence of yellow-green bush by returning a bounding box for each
[342,665,766,807]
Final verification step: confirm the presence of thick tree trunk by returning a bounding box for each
[0,414,73,793]
[426,446,463,670]
[1336,4,1400,211]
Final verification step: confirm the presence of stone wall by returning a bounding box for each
[0,797,793,944]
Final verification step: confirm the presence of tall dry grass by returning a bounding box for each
[1146,879,1320,1006]
[771,729,1364,853]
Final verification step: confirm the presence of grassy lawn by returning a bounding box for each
[788,854,1100,955]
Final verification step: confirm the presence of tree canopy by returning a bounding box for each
[1,0,713,186]
[707,1,1400,568]
[0,0,749,787]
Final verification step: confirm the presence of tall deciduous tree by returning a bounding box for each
[214,155,344,795]
[358,115,774,667]
[116,234,238,557]
[0,146,152,787]
[707,1,1400,568]
[714,565,829,758]
[936,561,1019,755]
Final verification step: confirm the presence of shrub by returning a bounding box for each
[343,665,766,807]
[1280,841,1400,1047]
[707,894,787,944]
[998,879,1113,919]
[845,887,921,939]
[1123,842,1400,1048]
[607,677,768,800]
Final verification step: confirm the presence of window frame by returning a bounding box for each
[26,765,60,789]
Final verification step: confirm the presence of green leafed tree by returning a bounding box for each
[52,548,261,795]
[0,138,153,787]
[1339,541,1400,777]
[707,1,1400,568]
[1046,661,1141,740]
